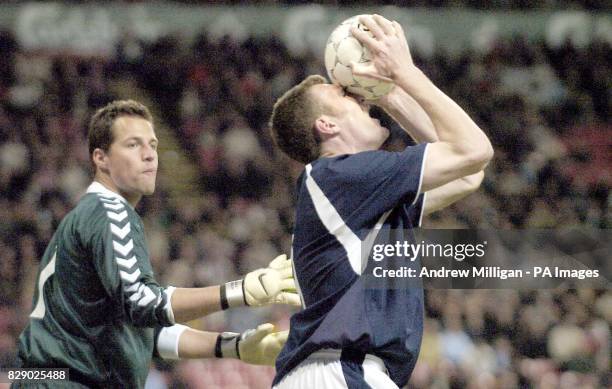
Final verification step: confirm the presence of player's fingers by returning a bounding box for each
[350,25,381,52]
[349,62,394,83]
[276,264,293,279]
[279,278,296,290]
[250,323,275,341]
[271,330,289,345]
[353,71,393,83]
[277,292,302,306]
[279,267,293,279]
[392,21,404,37]
[349,61,375,75]
[355,73,394,84]
[358,15,385,40]
[373,14,394,36]
[268,254,288,269]
[265,331,287,358]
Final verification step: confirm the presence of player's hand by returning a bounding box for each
[368,83,402,109]
[239,323,288,365]
[350,14,415,82]
[243,254,301,307]
[215,323,288,366]
[220,254,301,309]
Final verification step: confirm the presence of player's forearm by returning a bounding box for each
[177,328,219,359]
[395,68,493,164]
[170,286,223,323]
[170,255,299,323]
[424,170,485,215]
[175,324,287,365]
[382,87,438,143]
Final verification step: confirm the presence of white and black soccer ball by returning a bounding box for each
[324,15,394,101]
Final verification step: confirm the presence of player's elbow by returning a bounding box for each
[465,140,493,173]
[481,139,494,166]
[462,170,485,192]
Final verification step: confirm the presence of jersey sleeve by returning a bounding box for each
[407,192,426,228]
[82,198,175,328]
[311,143,428,227]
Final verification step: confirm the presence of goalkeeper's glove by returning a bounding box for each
[220,254,301,309]
[214,323,288,365]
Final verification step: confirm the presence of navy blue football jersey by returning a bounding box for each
[273,143,428,388]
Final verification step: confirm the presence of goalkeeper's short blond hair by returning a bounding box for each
[269,75,327,164]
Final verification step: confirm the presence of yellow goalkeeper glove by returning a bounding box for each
[220,254,301,308]
[214,323,289,365]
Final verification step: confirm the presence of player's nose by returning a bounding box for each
[142,145,156,161]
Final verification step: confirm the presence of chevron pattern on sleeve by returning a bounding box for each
[98,195,159,308]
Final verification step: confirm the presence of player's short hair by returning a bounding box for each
[269,75,327,164]
[88,99,153,171]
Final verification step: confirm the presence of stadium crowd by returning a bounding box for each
[154,0,610,10]
[0,11,609,389]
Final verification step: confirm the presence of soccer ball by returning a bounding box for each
[324,15,394,100]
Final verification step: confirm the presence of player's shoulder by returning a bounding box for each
[73,193,131,225]
[75,192,111,213]
[308,150,393,180]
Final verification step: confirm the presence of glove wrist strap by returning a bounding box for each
[220,279,246,310]
[215,332,241,359]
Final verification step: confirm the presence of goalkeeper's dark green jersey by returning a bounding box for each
[16,182,175,388]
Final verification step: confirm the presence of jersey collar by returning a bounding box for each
[86,181,132,208]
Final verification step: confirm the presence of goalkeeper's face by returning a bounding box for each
[105,116,159,202]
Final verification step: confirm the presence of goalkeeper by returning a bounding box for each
[13,100,299,388]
